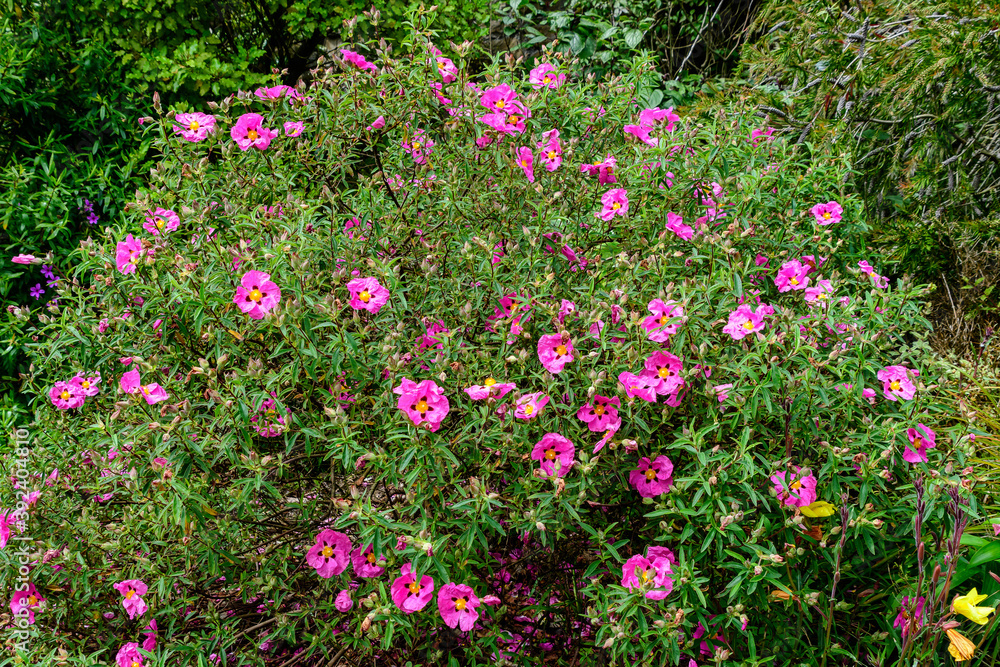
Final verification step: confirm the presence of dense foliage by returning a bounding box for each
[740,0,1000,345]
[6,21,997,665]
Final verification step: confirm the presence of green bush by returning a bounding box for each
[8,24,994,667]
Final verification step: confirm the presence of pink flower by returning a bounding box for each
[641,299,684,342]
[115,642,144,667]
[811,201,843,225]
[230,113,277,151]
[351,543,386,578]
[391,563,434,613]
[621,554,674,600]
[665,212,693,240]
[251,393,288,437]
[305,530,352,578]
[558,299,576,323]
[347,277,390,313]
[10,583,45,624]
[120,368,141,394]
[537,333,575,373]
[623,123,655,146]
[340,49,377,72]
[438,582,481,631]
[139,382,169,404]
[862,387,877,404]
[537,129,562,171]
[172,112,216,142]
[142,620,157,653]
[597,189,629,221]
[531,433,575,477]
[529,63,565,90]
[750,126,774,146]
[893,596,926,637]
[465,378,516,400]
[639,106,680,131]
[641,351,685,397]
[774,260,810,292]
[629,456,674,497]
[0,512,12,548]
[514,392,549,419]
[580,154,617,184]
[254,85,300,101]
[12,254,39,264]
[714,383,733,402]
[722,305,765,340]
[49,381,85,409]
[143,207,180,236]
[619,372,657,403]
[904,423,936,464]
[335,589,354,612]
[368,115,386,131]
[284,121,304,137]
[113,580,149,619]
[516,146,535,182]
[393,378,450,432]
[480,84,518,113]
[116,234,143,274]
[435,56,458,83]
[770,468,817,507]
[577,395,621,432]
[233,270,281,319]
[402,129,434,164]
[877,365,916,401]
[804,280,834,303]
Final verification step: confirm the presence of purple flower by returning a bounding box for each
[30,284,44,300]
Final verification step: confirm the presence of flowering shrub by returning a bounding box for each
[8,25,993,666]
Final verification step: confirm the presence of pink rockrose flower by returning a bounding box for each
[597,188,629,221]
[531,433,575,478]
[577,395,621,432]
[351,543,386,578]
[480,83,518,113]
[115,642,144,667]
[770,468,818,508]
[393,378,450,432]
[435,55,459,83]
[10,583,45,624]
[0,512,12,548]
[811,201,843,225]
[347,277,390,313]
[537,333,575,373]
[143,207,180,236]
[904,423,936,464]
[619,372,657,403]
[50,381,85,409]
[120,368,141,394]
[113,580,149,620]
[714,383,733,402]
[230,113,277,151]
[877,365,917,401]
[142,619,157,653]
[116,234,143,274]
[629,455,674,497]
[641,299,684,342]
[172,112,216,142]
[529,63,565,90]
[722,305,765,340]
[335,589,354,612]
[234,270,281,320]
[513,392,549,419]
[12,254,39,264]
[465,378,516,400]
[774,260,810,292]
[804,279,834,303]
[558,299,576,323]
[438,583,481,632]
[402,129,434,164]
[750,126,774,146]
[70,373,101,397]
[621,554,674,600]
[580,154,617,184]
[640,351,685,396]
[284,121,304,137]
[368,115,386,131]
[666,212,694,240]
[516,146,535,182]
[391,563,434,613]
[305,529,352,578]
[340,49,377,72]
[862,387,877,404]
[254,85,300,101]
[538,129,562,171]
[623,122,655,146]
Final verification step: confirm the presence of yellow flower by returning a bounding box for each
[800,501,836,518]
[946,628,976,661]
[953,588,996,625]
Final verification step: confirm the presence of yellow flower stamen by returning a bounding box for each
[790,277,799,286]
[555,344,568,356]
[543,76,551,84]
[60,390,70,400]
[408,581,421,594]
[495,99,505,110]
[248,288,263,303]
[455,597,467,611]
[367,552,377,564]
[524,404,534,415]
[415,400,429,414]
[484,378,497,386]
[644,468,657,481]
[822,212,831,219]
[247,129,259,141]
[544,449,557,461]
[190,121,200,132]
[658,368,672,378]
[156,218,165,229]
[548,150,556,159]
[321,546,333,558]
[593,404,605,416]
[612,202,621,210]
[743,320,754,330]
[359,290,371,303]
[27,595,37,605]
[890,380,901,391]
[125,590,135,599]
[81,381,90,389]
